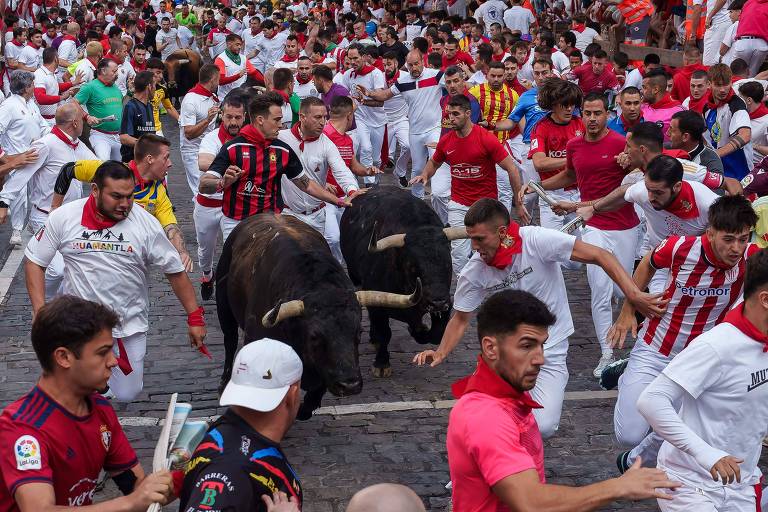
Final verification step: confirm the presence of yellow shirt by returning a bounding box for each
[753,195,768,249]
[468,83,519,142]
[74,160,177,228]
[151,84,174,133]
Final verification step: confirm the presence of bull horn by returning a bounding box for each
[176,59,190,65]
[443,226,469,241]
[368,222,406,253]
[356,279,422,309]
[261,300,305,327]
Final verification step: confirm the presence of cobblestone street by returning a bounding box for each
[1,120,765,512]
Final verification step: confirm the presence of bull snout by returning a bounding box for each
[427,300,450,313]
[330,377,363,397]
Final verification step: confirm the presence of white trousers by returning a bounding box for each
[657,477,758,512]
[109,331,147,402]
[28,212,63,300]
[732,38,768,78]
[192,200,224,275]
[703,19,732,65]
[539,189,582,271]
[181,149,201,200]
[448,200,471,275]
[409,126,441,199]
[431,163,451,225]
[355,121,385,185]
[325,204,344,262]
[387,117,410,180]
[530,338,569,439]
[90,130,122,161]
[221,216,241,241]
[581,225,638,357]
[496,166,513,213]
[9,185,28,232]
[507,137,538,215]
[282,206,340,258]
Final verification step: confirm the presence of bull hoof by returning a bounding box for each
[372,366,392,378]
[296,403,313,421]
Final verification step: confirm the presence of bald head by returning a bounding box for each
[346,484,426,512]
[55,103,79,125]
[66,22,79,35]
[406,50,424,78]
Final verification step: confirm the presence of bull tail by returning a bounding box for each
[215,240,239,393]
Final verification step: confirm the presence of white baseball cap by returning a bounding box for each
[220,338,303,412]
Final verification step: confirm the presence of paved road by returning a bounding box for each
[0,119,765,512]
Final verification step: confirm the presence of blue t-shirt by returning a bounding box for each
[508,87,548,143]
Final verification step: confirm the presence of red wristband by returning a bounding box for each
[187,306,206,327]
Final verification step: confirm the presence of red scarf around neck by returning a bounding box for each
[290,123,319,150]
[723,303,768,351]
[217,123,236,144]
[620,114,641,131]
[62,34,77,42]
[572,23,586,32]
[687,95,708,114]
[487,222,523,270]
[648,93,681,110]
[386,69,400,87]
[280,53,299,63]
[664,181,699,219]
[131,59,146,72]
[273,89,290,103]
[239,124,271,146]
[189,83,219,102]
[749,104,768,120]
[352,64,376,77]
[28,42,40,49]
[706,88,734,111]
[52,126,78,149]
[9,39,22,47]
[452,355,543,407]
[81,194,119,230]
[296,73,312,85]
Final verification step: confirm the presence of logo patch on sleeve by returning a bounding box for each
[15,435,42,471]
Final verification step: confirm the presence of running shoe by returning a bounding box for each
[9,229,22,247]
[599,358,629,390]
[201,271,215,301]
[616,450,631,474]
[593,353,615,378]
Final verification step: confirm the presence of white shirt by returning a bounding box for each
[215,51,248,98]
[454,226,576,347]
[4,41,24,77]
[273,59,298,71]
[474,0,506,31]
[503,6,535,34]
[241,28,263,65]
[17,44,42,70]
[177,25,197,50]
[0,130,95,210]
[154,10,173,22]
[286,2,308,16]
[572,27,599,51]
[116,58,136,97]
[278,129,358,213]
[294,79,320,99]
[25,197,185,337]
[703,94,754,170]
[340,67,387,127]
[747,111,768,165]
[253,31,289,73]
[623,67,643,90]
[156,27,180,61]
[179,90,218,150]
[467,70,487,86]
[33,66,63,120]
[197,128,225,201]
[73,58,96,84]
[0,94,49,153]
[389,68,444,135]
[226,17,244,34]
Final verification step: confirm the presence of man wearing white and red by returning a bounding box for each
[252,20,289,74]
[215,34,264,99]
[411,95,526,276]
[34,48,81,127]
[610,195,759,474]
[0,104,95,299]
[200,92,350,241]
[358,49,444,198]
[279,97,363,257]
[0,296,175,512]
[179,338,303,512]
[637,247,768,511]
[195,95,246,301]
[446,288,679,511]
[24,161,207,402]
[179,64,220,200]
[380,51,412,192]
[273,35,302,72]
[206,16,231,59]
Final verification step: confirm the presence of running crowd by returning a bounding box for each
[0,0,766,509]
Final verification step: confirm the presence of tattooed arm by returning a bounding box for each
[164,223,194,272]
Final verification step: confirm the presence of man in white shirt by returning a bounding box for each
[154,2,173,22]
[252,19,288,73]
[155,17,180,62]
[17,29,43,71]
[413,198,661,439]
[34,47,82,126]
[24,160,207,402]
[380,50,411,190]
[3,27,27,96]
[293,56,319,99]
[73,42,104,84]
[474,0,507,33]
[241,15,262,65]
[0,70,49,246]
[0,103,94,298]
[56,22,81,76]
[637,247,768,511]
[504,0,536,35]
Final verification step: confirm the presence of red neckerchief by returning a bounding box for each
[9,39,22,47]
[487,222,523,270]
[451,355,543,408]
[687,95,707,114]
[749,104,768,120]
[264,30,277,39]
[648,93,681,110]
[273,89,290,103]
[572,23,586,32]
[189,83,219,102]
[131,59,146,71]
[217,123,235,144]
[62,34,77,42]
[51,126,78,149]
[663,181,699,219]
[28,42,40,49]
[620,114,641,131]
[290,123,319,151]
[706,88,734,110]
[280,53,299,62]
[352,64,375,77]
[701,234,733,270]
[491,52,505,62]
[296,73,311,85]
[662,149,690,160]
[386,69,400,87]
[723,303,768,351]
[239,124,271,146]
[81,194,119,230]
[128,160,146,189]
[104,52,121,65]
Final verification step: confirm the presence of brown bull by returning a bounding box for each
[164,49,202,103]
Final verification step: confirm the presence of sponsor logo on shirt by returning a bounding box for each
[489,266,533,291]
[250,472,279,494]
[100,424,112,450]
[748,367,768,392]
[14,435,41,471]
[450,163,482,179]
[242,181,267,196]
[675,281,729,296]
[72,229,135,254]
[67,477,98,506]
[196,472,236,509]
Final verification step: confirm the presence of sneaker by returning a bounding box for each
[593,353,615,378]
[9,229,22,247]
[398,176,409,188]
[616,450,631,474]
[201,271,215,301]
[599,358,629,390]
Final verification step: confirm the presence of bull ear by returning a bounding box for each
[368,222,407,253]
[262,300,305,327]
[356,278,422,309]
[443,226,469,241]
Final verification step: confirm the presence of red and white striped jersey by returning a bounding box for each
[640,235,759,357]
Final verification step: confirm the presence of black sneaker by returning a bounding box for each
[616,450,631,474]
[398,176,409,188]
[599,357,629,390]
[201,271,215,301]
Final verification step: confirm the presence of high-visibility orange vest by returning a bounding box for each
[684,0,707,40]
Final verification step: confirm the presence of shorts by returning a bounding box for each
[626,15,651,41]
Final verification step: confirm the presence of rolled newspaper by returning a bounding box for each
[560,216,585,234]
[527,181,558,207]
[147,393,178,512]
[95,114,117,124]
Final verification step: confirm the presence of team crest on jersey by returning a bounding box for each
[575,130,583,136]
[269,153,277,162]
[742,174,754,187]
[681,200,692,212]
[14,435,41,470]
[100,425,111,450]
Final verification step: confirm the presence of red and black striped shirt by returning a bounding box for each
[209,133,305,220]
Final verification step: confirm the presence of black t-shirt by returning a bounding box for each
[378,41,409,68]
[120,97,156,162]
[178,409,302,512]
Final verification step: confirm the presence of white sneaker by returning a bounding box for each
[593,354,615,378]
[9,229,22,247]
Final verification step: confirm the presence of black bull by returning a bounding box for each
[340,186,468,376]
[215,213,420,420]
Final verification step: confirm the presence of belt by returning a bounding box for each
[93,128,119,135]
[34,205,49,214]
[42,114,55,119]
[736,36,764,40]
[291,203,325,215]
[195,194,223,208]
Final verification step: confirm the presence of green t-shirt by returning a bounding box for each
[289,92,301,126]
[74,79,123,132]
[175,12,199,33]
